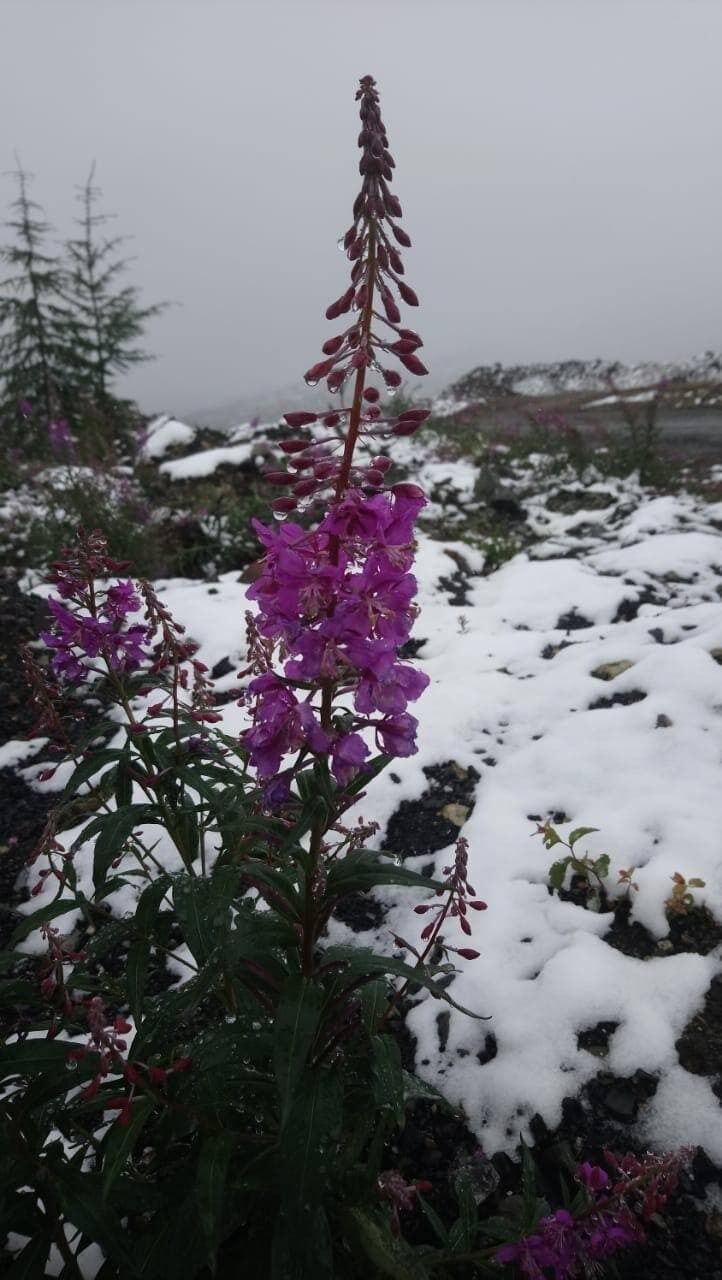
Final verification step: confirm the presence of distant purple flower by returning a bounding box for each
[41,584,151,683]
[18,399,33,417]
[47,420,74,457]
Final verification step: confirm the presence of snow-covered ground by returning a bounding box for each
[11,434,722,1165]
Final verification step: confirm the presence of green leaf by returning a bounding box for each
[178,1024,273,1105]
[542,826,562,849]
[101,1097,154,1198]
[343,1207,430,1280]
[568,826,599,848]
[370,1035,405,1126]
[548,857,571,891]
[273,1071,341,1279]
[273,974,324,1124]
[360,979,390,1033]
[60,747,126,799]
[416,1194,449,1247]
[240,859,302,921]
[0,1038,75,1075]
[53,1166,142,1276]
[78,803,157,891]
[326,850,443,897]
[132,962,221,1059]
[321,945,487,1020]
[593,854,610,880]
[115,750,133,809]
[10,896,78,943]
[172,867,238,965]
[196,1132,234,1259]
[401,1070,446,1105]
[448,1169,478,1252]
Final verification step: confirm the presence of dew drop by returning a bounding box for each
[273,509,290,522]
[336,236,346,252]
[66,1058,78,1071]
[304,376,319,387]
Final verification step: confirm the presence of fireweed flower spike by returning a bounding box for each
[242,76,433,797]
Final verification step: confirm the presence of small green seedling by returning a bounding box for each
[536,821,609,911]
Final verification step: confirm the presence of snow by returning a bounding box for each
[140,414,197,458]
[15,437,722,1165]
[160,440,256,480]
[585,391,657,408]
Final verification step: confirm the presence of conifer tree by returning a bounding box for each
[0,163,66,424]
[60,164,167,402]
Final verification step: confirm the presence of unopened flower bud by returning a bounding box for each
[396,408,431,423]
[293,478,319,497]
[304,360,334,384]
[278,438,310,453]
[322,335,345,356]
[383,293,401,324]
[325,287,355,320]
[363,386,380,402]
[399,353,428,375]
[283,411,318,428]
[264,471,294,486]
[323,412,342,427]
[271,496,298,513]
[456,948,481,960]
[389,248,404,274]
[385,193,402,218]
[327,369,347,394]
[383,369,402,388]
[391,224,412,248]
[397,282,419,307]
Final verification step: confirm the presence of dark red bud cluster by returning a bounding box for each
[294,76,428,399]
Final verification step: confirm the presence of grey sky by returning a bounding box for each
[1,0,721,420]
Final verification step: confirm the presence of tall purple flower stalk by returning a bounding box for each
[241,76,432,802]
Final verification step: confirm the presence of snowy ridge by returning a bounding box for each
[448,351,722,404]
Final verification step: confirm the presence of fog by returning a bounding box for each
[2,0,721,420]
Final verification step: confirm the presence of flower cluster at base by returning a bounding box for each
[496,1149,691,1278]
[241,482,429,799]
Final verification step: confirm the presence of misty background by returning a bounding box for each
[1,0,720,423]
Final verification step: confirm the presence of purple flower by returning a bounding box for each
[47,420,74,457]
[496,1235,559,1279]
[243,486,427,786]
[331,732,369,785]
[18,398,33,417]
[102,580,142,621]
[576,1162,609,1192]
[375,713,419,757]
[41,589,151,683]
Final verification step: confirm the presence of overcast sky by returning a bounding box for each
[1,0,721,420]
